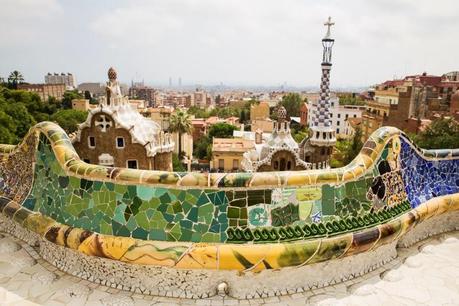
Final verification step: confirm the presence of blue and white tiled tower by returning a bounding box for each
[309,17,337,149]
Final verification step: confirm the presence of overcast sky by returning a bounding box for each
[0,0,458,87]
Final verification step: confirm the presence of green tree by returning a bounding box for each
[193,136,211,160]
[208,122,237,138]
[169,109,193,158]
[339,94,365,106]
[84,90,92,100]
[0,110,17,143]
[345,126,363,163]
[330,127,363,168]
[292,129,309,143]
[412,118,459,149]
[7,71,24,89]
[280,93,303,117]
[172,153,186,171]
[62,90,83,109]
[187,106,210,118]
[4,103,36,139]
[50,109,87,134]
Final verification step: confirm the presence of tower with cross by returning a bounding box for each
[309,17,337,148]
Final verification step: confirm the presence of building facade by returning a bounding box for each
[362,71,459,134]
[71,99,92,111]
[18,83,66,101]
[129,85,156,107]
[45,73,76,89]
[307,102,364,138]
[300,102,308,126]
[211,138,255,172]
[193,89,208,108]
[72,67,174,171]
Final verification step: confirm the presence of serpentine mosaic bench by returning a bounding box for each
[0,121,458,298]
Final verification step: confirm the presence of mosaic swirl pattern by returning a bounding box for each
[0,121,458,271]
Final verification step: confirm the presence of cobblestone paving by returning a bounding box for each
[0,231,458,306]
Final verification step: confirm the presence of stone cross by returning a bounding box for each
[95,115,112,132]
[324,16,334,38]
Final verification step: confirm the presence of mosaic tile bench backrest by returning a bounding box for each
[0,122,458,271]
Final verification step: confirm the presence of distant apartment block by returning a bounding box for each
[78,83,105,98]
[129,84,156,107]
[18,83,66,101]
[361,71,459,135]
[45,73,76,89]
[193,89,208,108]
[307,99,365,138]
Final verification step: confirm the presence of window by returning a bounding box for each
[287,161,292,170]
[88,136,96,148]
[98,153,114,166]
[337,128,340,134]
[232,159,239,170]
[345,114,349,119]
[337,121,340,126]
[280,158,286,171]
[353,114,357,118]
[218,159,224,170]
[116,137,125,148]
[337,114,341,118]
[127,160,138,169]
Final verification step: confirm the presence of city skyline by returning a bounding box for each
[0,0,458,87]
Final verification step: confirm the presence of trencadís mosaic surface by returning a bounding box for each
[0,121,458,271]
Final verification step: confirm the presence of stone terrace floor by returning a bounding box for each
[0,231,459,306]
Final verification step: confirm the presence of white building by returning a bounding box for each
[307,97,366,138]
[45,73,76,89]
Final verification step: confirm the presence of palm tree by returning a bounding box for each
[169,109,193,159]
[8,71,24,89]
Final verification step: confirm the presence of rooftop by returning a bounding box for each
[212,138,255,152]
